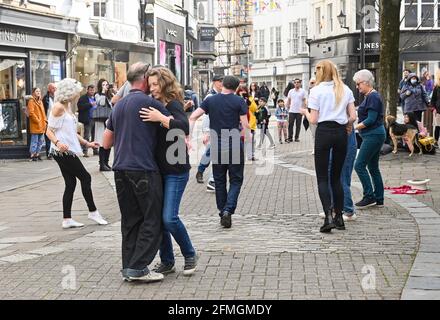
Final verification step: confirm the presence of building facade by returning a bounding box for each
[215,0,253,80]
[309,0,440,99]
[250,0,310,98]
[0,0,77,158]
[192,0,217,100]
[64,0,154,92]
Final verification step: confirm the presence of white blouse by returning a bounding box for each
[48,112,82,155]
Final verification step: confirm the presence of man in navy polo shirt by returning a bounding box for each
[103,62,171,282]
[189,75,250,229]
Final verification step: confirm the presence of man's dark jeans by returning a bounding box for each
[288,112,303,140]
[212,145,244,216]
[115,171,163,276]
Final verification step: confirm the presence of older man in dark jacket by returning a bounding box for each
[77,85,97,157]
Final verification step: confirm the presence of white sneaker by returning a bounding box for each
[62,219,84,229]
[318,212,325,219]
[311,151,315,155]
[343,213,357,221]
[88,211,108,225]
[128,271,164,282]
[269,144,276,149]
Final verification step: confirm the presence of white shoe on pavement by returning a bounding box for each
[128,271,164,282]
[318,212,325,219]
[343,213,357,221]
[88,210,108,225]
[62,219,85,229]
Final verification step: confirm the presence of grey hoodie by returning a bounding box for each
[400,73,429,113]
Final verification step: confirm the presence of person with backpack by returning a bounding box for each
[255,97,275,149]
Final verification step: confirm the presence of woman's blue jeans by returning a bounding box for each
[355,129,386,202]
[30,134,45,155]
[159,171,196,265]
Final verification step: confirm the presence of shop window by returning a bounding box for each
[30,51,61,93]
[75,47,113,89]
[0,59,26,145]
[92,1,107,18]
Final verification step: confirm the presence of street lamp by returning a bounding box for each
[240,29,251,84]
[337,11,350,31]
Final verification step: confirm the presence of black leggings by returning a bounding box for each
[314,122,348,214]
[435,126,440,142]
[53,154,97,218]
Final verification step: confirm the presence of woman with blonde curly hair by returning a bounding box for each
[46,78,108,229]
[139,67,198,276]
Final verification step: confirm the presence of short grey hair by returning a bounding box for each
[127,62,150,84]
[353,69,375,87]
[54,78,82,103]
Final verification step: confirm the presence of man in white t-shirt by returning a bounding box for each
[286,79,307,142]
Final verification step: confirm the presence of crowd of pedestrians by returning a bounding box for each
[31,57,440,284]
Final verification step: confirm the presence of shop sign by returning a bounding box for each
[98,20,139,44]
[200,27,217,41]
[0,28,28,44]
[167,29,178,37]
[357,42,380,51]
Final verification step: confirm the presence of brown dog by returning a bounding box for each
[385,115,422,157]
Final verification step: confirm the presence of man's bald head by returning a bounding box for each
[48,83,56,95]
[127,62,150,84]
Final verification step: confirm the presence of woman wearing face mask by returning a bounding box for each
[400,73,430,122]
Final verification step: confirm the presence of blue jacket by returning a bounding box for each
[400,73,429,113]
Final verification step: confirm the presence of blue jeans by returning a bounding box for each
[212,146,244,215]
[197,144,211,173]
[30,134,45,155]
[355,128,386,202]
[159,172,195,265]
[328,130,357,214]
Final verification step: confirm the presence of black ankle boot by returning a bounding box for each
[320,209,336,233]
[334,211,346,230]
[103,148,112,170]
[99,148,111,171]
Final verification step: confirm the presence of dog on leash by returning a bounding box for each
[385,115,422,157]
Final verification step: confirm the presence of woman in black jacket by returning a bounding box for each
[139,67,197,276]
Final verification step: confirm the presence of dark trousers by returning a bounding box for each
[288,112,302,140]
[414,110,423,122]
[115,171,163,271]
[314,122,348,214]
[53,154,97,219]
[435,126,440,142]
[212,146,245,215]
[44,135,51,157]
[81,122,93,153]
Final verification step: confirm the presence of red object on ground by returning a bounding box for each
[385,185,427,195]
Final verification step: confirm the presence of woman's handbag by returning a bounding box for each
[92,105,111,121]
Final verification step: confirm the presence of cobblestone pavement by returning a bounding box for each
[1,120,438,300]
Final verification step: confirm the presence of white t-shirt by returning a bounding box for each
[308,81,355,125]
[287,88,307,113]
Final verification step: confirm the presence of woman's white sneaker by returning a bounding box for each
[343,213,357,221]
[62,219,84,229]
[88,211,108,225]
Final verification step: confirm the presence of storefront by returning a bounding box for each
[156,18,185,84]
[74,20,154,94]
[0,8,76,158]
[309,30,440,103]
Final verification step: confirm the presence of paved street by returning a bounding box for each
[0,120,439,300]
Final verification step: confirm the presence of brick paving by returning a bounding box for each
[1,121,439,300]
